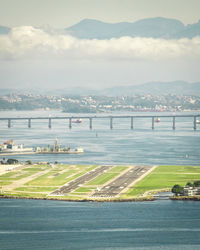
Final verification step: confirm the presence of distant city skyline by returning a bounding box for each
[0,0,199,90]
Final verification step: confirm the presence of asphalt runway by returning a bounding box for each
[91,165,152,197]
[51,165,112,195]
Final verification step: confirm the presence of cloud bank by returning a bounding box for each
[0,26,200,61]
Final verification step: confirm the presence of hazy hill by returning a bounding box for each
[0,81,200,96]
[66,17,200,39]
[1,17,200,38]
[0,25,11,34]
[56,81,200,96]
[174,20,200,38]
[101,81,200,96]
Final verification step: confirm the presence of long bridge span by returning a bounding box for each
[0,114,199,130]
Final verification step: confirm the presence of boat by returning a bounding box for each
[35,139,84,154]
[196,119,200,124]
[0,139,84,155]
[72,119,82,123]
[0,140,33,154]
[155,118,161,122]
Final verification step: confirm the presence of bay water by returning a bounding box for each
[0,110,200,249]
[0,199,200,249]
[0,110,199,165]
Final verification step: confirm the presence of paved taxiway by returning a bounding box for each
[92,166,152,197]
[51,165,112,195]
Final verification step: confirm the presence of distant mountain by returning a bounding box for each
[1,81,199,97]
[101,81,200,96]
[0,25,11,34]
[66,17,200,39]
[174,20,200,38]
[1,17,200,38]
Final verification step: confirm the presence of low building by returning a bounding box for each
[183,186,200,196]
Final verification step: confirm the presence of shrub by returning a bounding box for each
[7,159,19,164]
[172,184,183,195]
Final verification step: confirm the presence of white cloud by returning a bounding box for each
[0,26,200,61]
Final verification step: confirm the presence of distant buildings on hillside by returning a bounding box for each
[0,93,200,112]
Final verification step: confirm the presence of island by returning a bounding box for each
[0,163,200,201]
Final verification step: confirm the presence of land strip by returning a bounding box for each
[1,164,200,201]
[50,165,113,195]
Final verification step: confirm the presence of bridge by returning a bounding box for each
[0,114,199,130]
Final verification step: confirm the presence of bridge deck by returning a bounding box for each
[0,114,199,120]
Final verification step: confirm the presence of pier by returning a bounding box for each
[0,114,199,130]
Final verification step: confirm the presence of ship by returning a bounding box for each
[0,140,33,154]
[0,139,84,155]
[72,119,82,123]
[35,139,84,154]
[155,118,161,122]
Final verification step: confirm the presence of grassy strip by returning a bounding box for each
[23,166,48,171]
[126,165,200,196]
[25,165,97,187]
[108,166,128,173]
[87,172,119,185]
[0,172,17,178]
[0,181,12,186]
[25,169,76,186]
[0,172,41,181]
[0,192,47,198]
[75,187,96,193]
[86,166,128,186]
[14,186,58,192]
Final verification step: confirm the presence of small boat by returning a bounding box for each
[72,119,82,123]
[155,118,161,122]
[196,119,200,124]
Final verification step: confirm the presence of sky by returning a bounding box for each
[0,0,200,90]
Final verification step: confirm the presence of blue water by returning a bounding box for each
[0,199,200,249]
[0,110,199,165]
[0,110,200,249]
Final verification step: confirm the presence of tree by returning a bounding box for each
[7,159,19,164]
[186,182,194,187]
[172,184,183,195]
[194,181,200,187]
[25,160,32,165]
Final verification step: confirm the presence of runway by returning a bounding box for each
[51,165,112,195]
[91,165,153,197]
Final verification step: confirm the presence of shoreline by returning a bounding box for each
[1,193,200,202]
[170,196,200,201]
[0,194,155,202]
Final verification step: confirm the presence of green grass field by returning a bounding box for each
[126,165,200,197]
[0,164,200,200]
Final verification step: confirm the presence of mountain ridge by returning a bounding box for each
[1,81,199,96]
[101,81,200,96]
[1,17,200,39]
[66,17,200,39]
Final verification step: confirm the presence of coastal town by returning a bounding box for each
[1,93,200,112]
